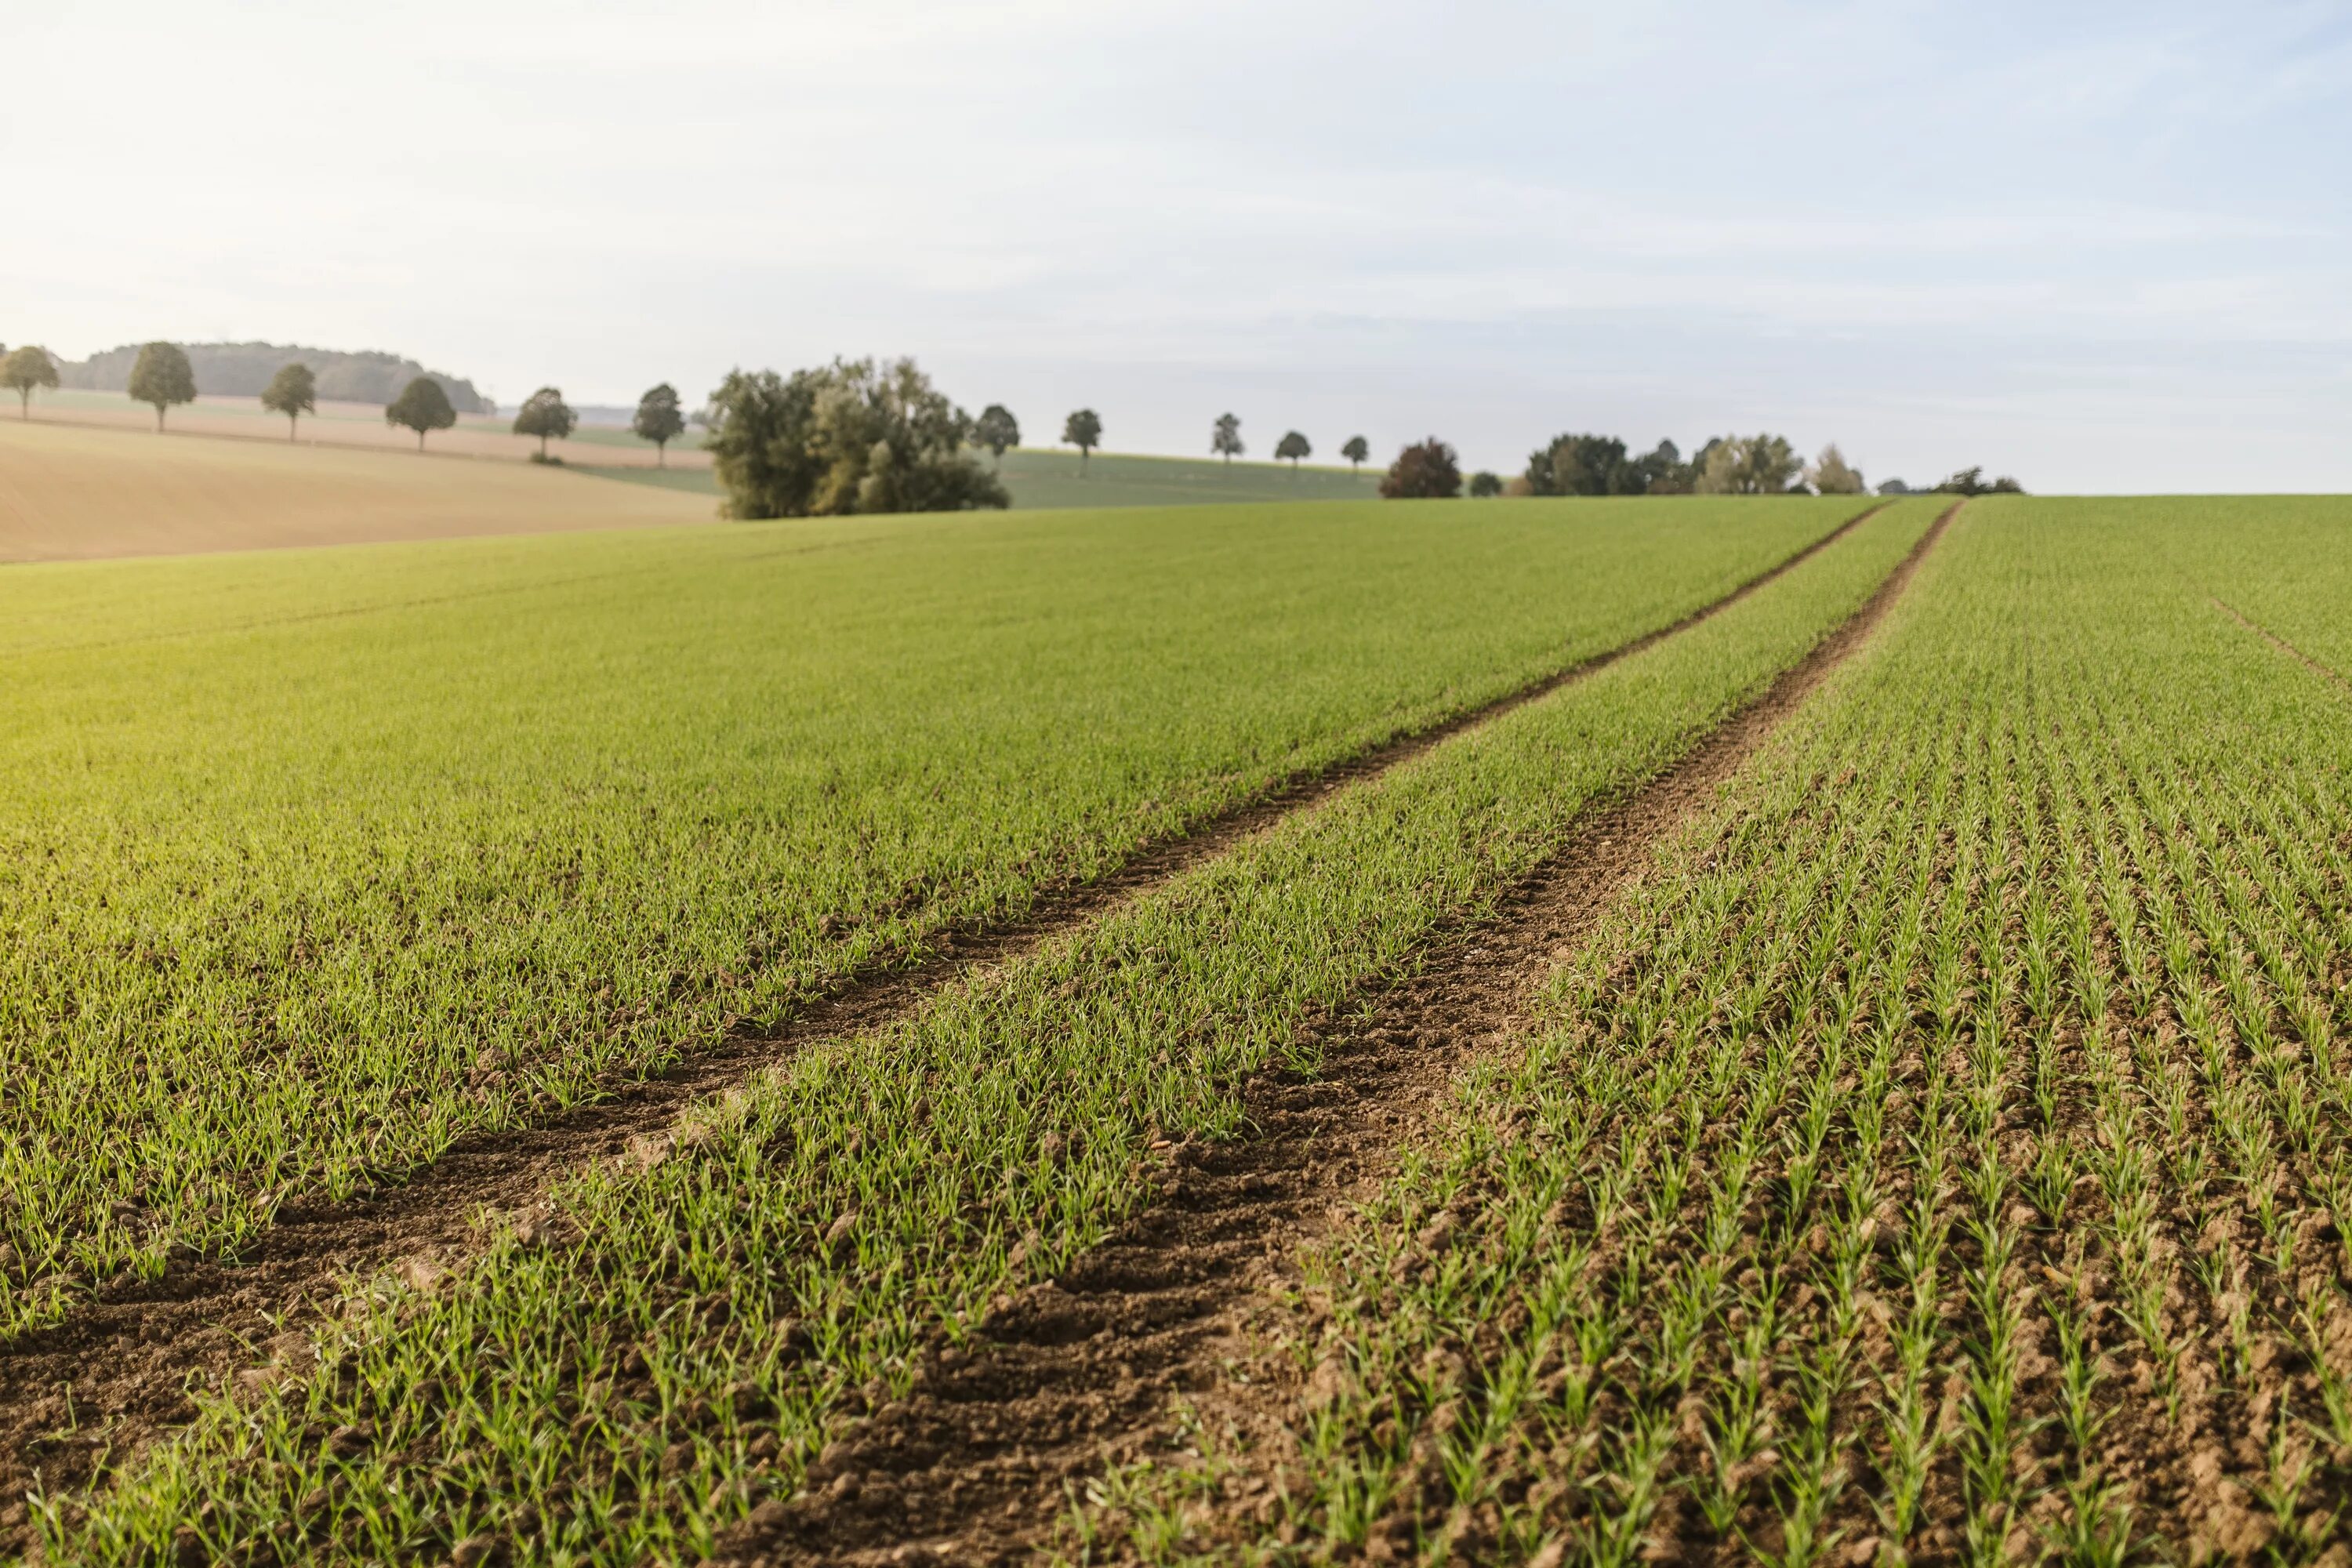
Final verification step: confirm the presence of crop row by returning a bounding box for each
[25,502,1940,1563]
[1122,499,2352,1565]
[0,498,1871,1335]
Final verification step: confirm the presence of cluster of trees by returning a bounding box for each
[1893,466,2024,497]
[703,358,1012,518]
[1506,432,1867,497]
[55,342,488,411]
[1371,433,2027,504]
[1450,431,2025,501]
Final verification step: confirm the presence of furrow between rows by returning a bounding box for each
[729,503,1958,1566]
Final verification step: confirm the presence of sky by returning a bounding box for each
[5,0,2350,493]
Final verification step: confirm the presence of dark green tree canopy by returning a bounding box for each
[973,404,1020,461]
[633,383,687,461]
[1275,430,1311,466]
[514,387,579,457]
[1062,408,1102,466]
[703,358,1010,520]
[127,342,198,430]
[1468,470,1504,498]
[1379,437,1462,499]
[1634,439,1690,493]
[1933,465,2024,495]
[2,345,60,418]
[1210,412,1243,463]
[1520,433,1696,495]
[1341,435,1370,469]
[260,362,317,437]
[386,376,457,448]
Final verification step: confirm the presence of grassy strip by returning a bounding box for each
[33,503,1938,1565]
[0,499,1867,1336]
[1176,497,2352,1565]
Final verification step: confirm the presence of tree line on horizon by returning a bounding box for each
[2,336,2023,508]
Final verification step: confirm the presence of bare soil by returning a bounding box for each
[712,506,1958,1567]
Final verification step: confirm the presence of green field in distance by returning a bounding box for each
[579,445,1384,509]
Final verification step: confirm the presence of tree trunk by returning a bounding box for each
[289,414,298,441]
[657,440,666,469]
[418,430,426,451]
[540,434,550,459]
[154,404,165,432]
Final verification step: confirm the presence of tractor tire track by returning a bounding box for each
[724,502,1958,1568]
[0,506,1886,1526]
[2211,594,2352,698]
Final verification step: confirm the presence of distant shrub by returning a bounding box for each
[1380,438,1462,500]
[1468,470,1503,498]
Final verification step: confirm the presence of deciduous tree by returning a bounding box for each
[1468,470,1503,497]
[386,376,456,449]
[1341,435,1370,470]
[1694,434,1802,495]
[514,387,578,459]
[260,362,316,440]
[1211,412,1243,464]
[1379,437,1461,499]
[703,358,1009,518]
[1062,408,1102,469]
[1634,439,1690,493]
[633,383,686,466]
[1275,430,1310,467]
[1805,443,1866,495]
[127,342,197,431]
[973,404,1020,465]
[2,345,59,419]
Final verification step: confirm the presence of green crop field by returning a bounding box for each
[0,496,1864,1339]
[10,493,2352,1568]
[580,446,1383,510]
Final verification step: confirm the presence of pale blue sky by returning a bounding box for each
[5,1,2349,492]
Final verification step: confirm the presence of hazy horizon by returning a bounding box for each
[6,1,2348,494]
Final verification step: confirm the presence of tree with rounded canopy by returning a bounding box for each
[260,362,316,441]
[1062,408,1102,469]
[2,345,59,419]
[386,376,456,449]
[1468,470,1503,497]
[1694,433,1802,495]
[1341,435,1370,470]
[633,383,686,466]
[1379,437,1462,499]
[127,342,198,431]
[972,404,1020,466]
[1804,442,1866,495]
[702,358,1008,518]
[514,387,579,459]
[1211,412,1243,464]
[1275,430,1311,468]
